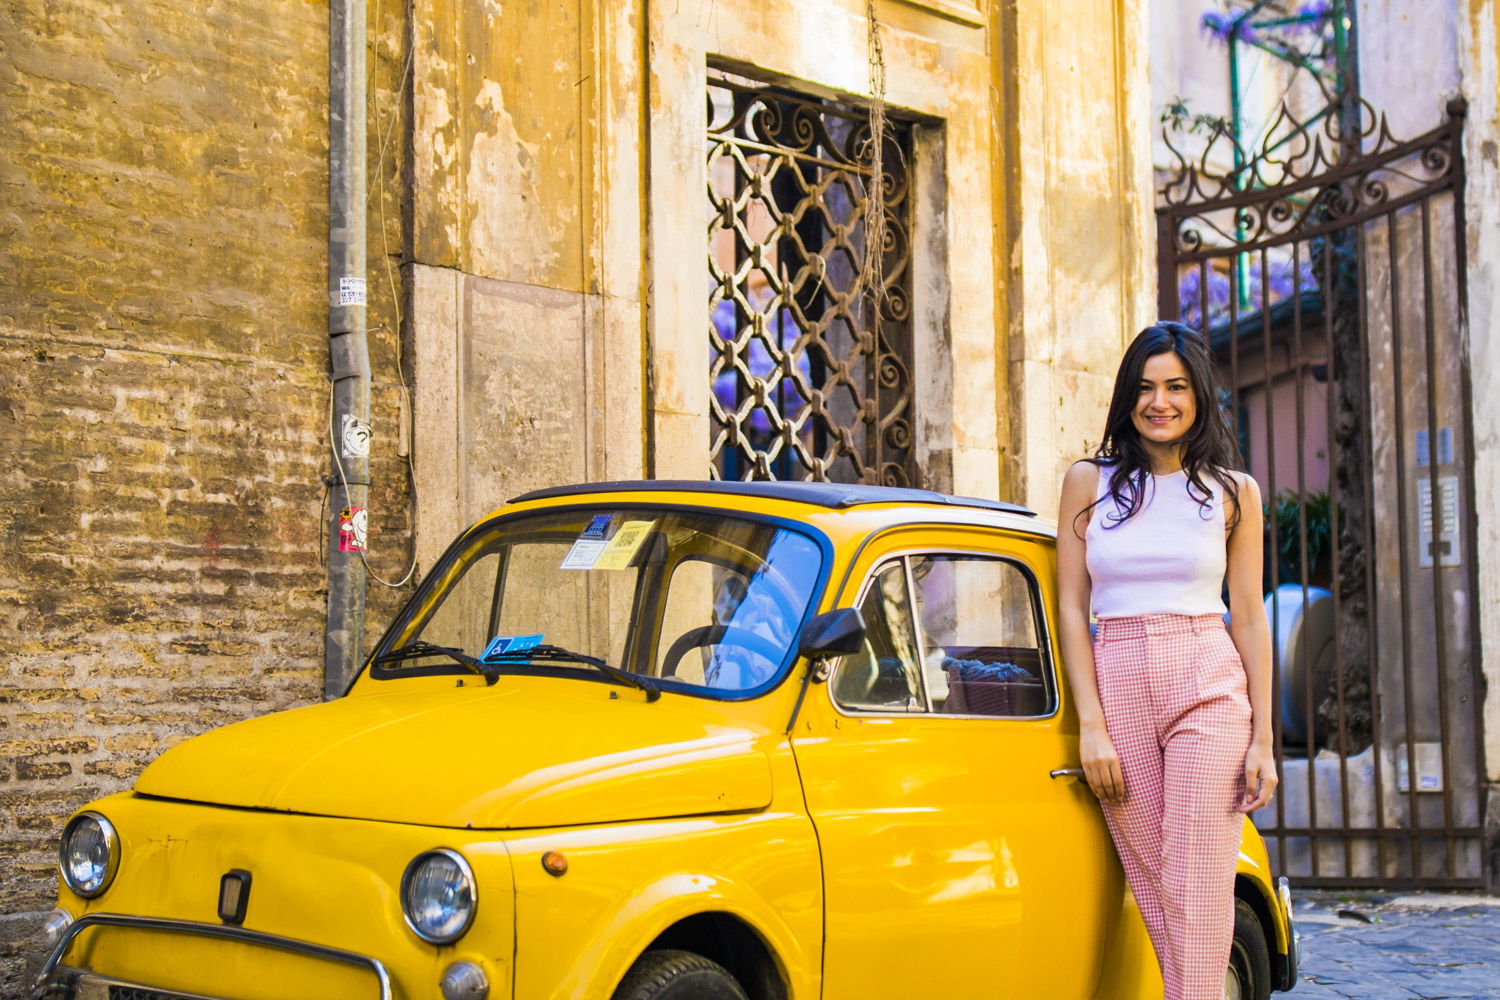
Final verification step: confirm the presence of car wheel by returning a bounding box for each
[613,949,750,1000]
[1225,898,1273,1000]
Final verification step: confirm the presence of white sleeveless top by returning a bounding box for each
[1085,463,1229,619]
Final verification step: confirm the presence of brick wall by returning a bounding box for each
[0,1,414,992]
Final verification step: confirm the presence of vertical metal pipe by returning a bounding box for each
[1156,209,1178,321]
[1313,231,1355,877]
[1419,195,1457,875]
[1445,102,1489,892]
[326,0,370,699]
[1354,216,1391,879]
[1387,210,1422,878]
[1227,34,1251,312]
[1197,259,1208,333]
[1289,240,1313,868]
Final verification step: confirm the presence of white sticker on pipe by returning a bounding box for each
[337,276,367,306]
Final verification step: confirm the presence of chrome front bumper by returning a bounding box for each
[32,912,391,1000]
[1277,876,1302,990]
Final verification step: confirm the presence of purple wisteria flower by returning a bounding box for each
[1201,1,1332,46]
[1178,256,1318,329]
[1201,11,1257,44]
[711,298,812,435]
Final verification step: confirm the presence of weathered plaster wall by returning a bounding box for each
[409,0,1155,543]
[0,0,415,984]
[1361,0,1463,136]
[1006,0,1158,516]
[1458,0,1500,887]
[410,0,646,566]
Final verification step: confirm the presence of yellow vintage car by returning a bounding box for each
[35,481,1299,1000]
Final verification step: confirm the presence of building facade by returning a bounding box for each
[0,0,1158,985]
[9,0,1499,991]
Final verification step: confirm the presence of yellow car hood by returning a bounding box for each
[133,683,775,829]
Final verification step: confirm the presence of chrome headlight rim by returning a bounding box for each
[58,811,120,899]
[400,848,477,945]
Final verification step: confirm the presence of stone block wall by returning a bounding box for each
[0,1,414,990]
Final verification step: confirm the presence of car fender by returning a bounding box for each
[584,873,811,998]
[507,816,821,1000]
[1235,819,1292,957]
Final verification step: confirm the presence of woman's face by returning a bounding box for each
[1131,351,1197,447]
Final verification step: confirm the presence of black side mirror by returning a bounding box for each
[798,607,867,658]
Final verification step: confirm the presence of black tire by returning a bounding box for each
[613,949,750,1000]
[1226,898,1273,1000]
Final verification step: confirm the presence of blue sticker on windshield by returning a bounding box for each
[582,514,613,539]
[481,634,544,662]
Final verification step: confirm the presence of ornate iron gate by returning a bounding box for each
[707,70,916,485]
[1157,100,1484,887]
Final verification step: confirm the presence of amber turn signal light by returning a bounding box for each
[540,851,568,877]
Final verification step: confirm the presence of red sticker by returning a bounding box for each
[338,507,367,552]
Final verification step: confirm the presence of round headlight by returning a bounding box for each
[400,849,476,945]
[59,811,119,899]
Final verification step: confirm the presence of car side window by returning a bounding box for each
[910,554,1054,718]
[830,560,926,712]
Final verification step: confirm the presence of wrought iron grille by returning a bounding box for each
[707,71,915,485]
[1158,98,1483,888]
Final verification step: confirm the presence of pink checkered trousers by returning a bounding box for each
[1093,613,1253,1000]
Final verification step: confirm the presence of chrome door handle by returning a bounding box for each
[1049,767,1085,780]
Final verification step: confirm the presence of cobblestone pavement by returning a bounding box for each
[1289,890,1499,998]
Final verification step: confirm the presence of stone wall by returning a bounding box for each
[0,0,414,989]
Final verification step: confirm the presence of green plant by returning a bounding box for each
[1265,488,1332,586]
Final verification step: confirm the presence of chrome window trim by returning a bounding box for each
[1278,875,1302,981]
[902,556,936,713]
[30,913,391,1000]
[827,545,1060,721]
[826,556,927,715]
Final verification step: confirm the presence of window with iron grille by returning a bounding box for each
[707,69,916,485]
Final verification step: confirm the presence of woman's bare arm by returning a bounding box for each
[1226,472,1279,812]
[1057,461,1123,802]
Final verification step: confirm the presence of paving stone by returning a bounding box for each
[1287,890,1500,998]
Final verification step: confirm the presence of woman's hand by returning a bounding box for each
[1240,740,1279,813]
[1081,721,1126,803]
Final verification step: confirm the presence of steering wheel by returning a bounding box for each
[661,625,790,682]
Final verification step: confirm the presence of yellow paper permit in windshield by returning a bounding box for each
[593,519,656,570]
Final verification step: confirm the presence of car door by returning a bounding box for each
[790,525,1119,999]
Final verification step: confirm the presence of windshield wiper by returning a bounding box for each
[482,644,661,702]
[372,640,498,685]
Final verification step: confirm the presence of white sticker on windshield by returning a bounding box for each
[560,538,607,570]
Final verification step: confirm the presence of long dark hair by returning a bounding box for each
[1080,321,1243,534]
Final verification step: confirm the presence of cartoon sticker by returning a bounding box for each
[341,414,372,459]
[481,634,544,662]
[593,520,656,571]
[338,507,367,552]
[560,538,607,570]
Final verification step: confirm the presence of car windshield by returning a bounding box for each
[372,507,826,696]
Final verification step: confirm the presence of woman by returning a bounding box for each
[1056,322,1278,1000]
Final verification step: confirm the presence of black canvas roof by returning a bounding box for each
[510,479,1036,517]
